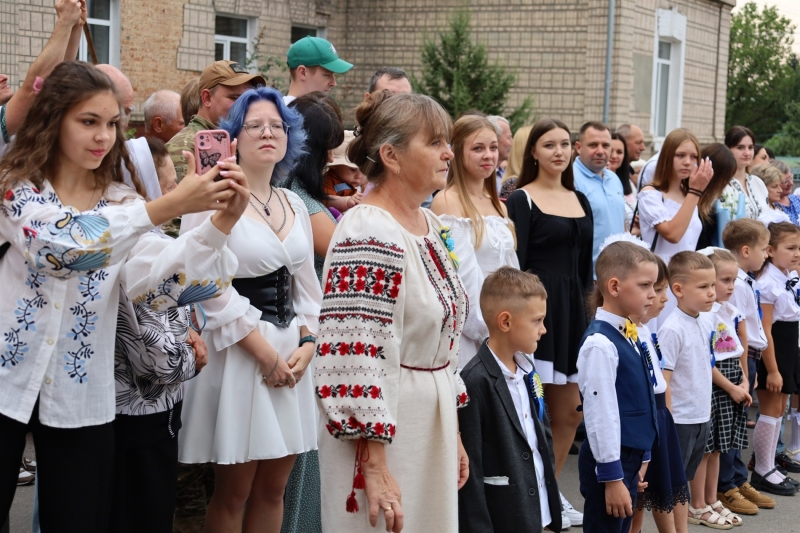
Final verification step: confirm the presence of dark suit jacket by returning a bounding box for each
[458,341,562,533]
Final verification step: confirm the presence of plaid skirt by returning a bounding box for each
[706,357,748,453]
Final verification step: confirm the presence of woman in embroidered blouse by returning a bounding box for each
[722,126,769,219]
[178,87,323,533]
[750,164,792,227]
[315,92,469,533]
[771,160,800,225]
[0,62,244,532]
[430,115,518,369]
[505,118,593,515]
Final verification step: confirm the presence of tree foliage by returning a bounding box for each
[765,102,800,156]
[726,2,798,142]
[412,10,533,131]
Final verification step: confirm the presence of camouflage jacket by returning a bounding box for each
[167,114,218,182]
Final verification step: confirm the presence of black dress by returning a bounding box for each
[506,189,594,379]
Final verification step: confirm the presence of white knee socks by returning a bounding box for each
[754,415,783,483]
[789,408,800,461]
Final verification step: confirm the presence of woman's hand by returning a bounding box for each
[210,140,250,234]
[688,157,714,192]
[186,329,208,372]
[728,385,752,406]
[259,352,296,388]
[457,434,469,490]
[285,342,314,383]
[766,371,783,394]
[362,443,404,533]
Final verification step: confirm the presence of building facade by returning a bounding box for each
[1,0,734,145]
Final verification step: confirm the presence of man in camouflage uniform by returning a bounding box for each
[167,60,265,182]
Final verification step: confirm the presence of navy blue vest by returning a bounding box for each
[580,320,657,452]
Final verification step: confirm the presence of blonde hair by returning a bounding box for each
[705,248,738,271]
[480,266,547,324]
[668,251,714,284]
[722,218,770,254]
[504,125,532,183]
[445,115,514,250]
[750,164,782,187]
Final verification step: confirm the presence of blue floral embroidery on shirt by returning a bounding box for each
[63,270,106,382]
[2,267,48,367]
[64,341,93,384]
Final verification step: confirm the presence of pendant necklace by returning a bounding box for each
[248,188,287,234]
[250,188,273,217]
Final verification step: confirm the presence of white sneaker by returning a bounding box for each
[560,510,572,530]
[560,492,583,527]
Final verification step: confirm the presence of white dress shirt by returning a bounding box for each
[732,268,767,351]
[756,263,800,323]
[489,348,551,527]
[578,308,650,483]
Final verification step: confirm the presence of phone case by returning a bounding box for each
[194,130,231,176]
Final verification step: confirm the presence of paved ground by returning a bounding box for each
[8,430,800,532]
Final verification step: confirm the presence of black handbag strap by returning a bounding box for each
[633,188,662,253]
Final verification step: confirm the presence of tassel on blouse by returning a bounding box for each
[346,438,370,513]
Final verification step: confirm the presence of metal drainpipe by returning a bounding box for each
[603,0,616,125]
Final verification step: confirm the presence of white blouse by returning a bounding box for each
[708,301,745,363]
[639,323,668,395]
[638,189,702,265]
[722,175,769,220]
[0,181,157,428]
[758,207,791,227]
[756,263,800,323]
[439,215,519,369]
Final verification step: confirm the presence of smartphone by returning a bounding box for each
[194,130,231,179]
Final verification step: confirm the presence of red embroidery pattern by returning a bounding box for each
[317,384,383,400]
[316,341,385,359]
[325,416,396,442]
[319,238,405,327]
[456,392,469,408]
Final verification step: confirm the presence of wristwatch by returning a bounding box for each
[299,335,317,347]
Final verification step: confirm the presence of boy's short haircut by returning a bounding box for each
[595,242,658,292]
[480,266,546,324]
[722,218,769,253]
[668,251,714,284]
[654,254,669,287]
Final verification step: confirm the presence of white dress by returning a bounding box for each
[638,189,703,329]
[315,205,468,533]
[439,215,519,369]
[178,190,322,464]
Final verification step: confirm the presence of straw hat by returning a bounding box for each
[330,130,358,169]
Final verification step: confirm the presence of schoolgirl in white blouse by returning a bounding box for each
[752,222,800,495]
[430,115,518,369]
[0,62,248,532]
[638,128,713,328]
[723,126,769,220]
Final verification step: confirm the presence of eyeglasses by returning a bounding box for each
[242,121,289,139]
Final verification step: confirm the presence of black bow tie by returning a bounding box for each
[787,277,799,292]
[746,272,756,286]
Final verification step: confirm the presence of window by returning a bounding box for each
[78,0,120,66]
[291,26,327,43]
[650,8,687,143]
[215,15,251,66]
[653,41,672,138]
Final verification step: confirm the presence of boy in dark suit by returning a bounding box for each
[458,267,562,533]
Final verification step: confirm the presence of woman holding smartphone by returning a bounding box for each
[0,61,244,532]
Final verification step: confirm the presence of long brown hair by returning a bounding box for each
[515,118,574,190]
[699,143,737,222]
[0,61,143,198]
[445,115,511,249]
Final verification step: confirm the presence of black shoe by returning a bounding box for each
[751,469,797,496]
[776,452,800,473]
[568,443,579,455]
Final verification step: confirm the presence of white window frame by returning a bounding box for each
[78,0,120,66]
[214,14,256,67]
[650,8,687,148]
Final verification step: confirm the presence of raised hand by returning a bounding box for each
[688,157,714,192]
[55,0,83,27]
[210,140,249,234]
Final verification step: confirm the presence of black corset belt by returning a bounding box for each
[231,266,296,329]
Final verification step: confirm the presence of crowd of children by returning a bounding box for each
[456,217,800,533]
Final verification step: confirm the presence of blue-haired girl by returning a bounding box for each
[178,87,323,532]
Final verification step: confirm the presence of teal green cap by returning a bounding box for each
[287,36,353,74]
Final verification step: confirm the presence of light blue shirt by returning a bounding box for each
[573,158,625,273]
